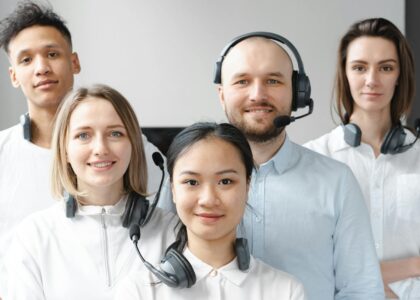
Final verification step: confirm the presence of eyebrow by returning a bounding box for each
[231,71,286,79]
[15,43,63,59]
[348,59,398,64]
[70,124,126,131]
[178,169,239,176]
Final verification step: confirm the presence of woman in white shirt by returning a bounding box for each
[115,122,306,300]
[305,18,420,299]
[4,84,177,300]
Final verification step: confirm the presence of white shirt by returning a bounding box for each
[114,248,306,300]
[0,123,165,295]
[3,197,178,300]
[305,126,420,299]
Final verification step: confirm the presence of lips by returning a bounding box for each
[87,161,115,168]
[244,105,274,113]
[195,212,224,223]
[34,79,59,88]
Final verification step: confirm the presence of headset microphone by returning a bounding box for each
[142,152,165,225]
[273,98,314,128]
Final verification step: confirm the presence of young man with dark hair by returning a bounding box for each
[0,3,162,296]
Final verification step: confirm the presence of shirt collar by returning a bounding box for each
[260,135,294,175]
[183,248,253,287]
[74,195,128,216]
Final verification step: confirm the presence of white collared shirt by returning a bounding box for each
[305,126,420,299]
[0,123,165,296]
[4,197,178,300]
[114,248,306,300]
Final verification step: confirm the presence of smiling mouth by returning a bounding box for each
[88,161,115,168]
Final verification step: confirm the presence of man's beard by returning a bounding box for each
[227,113,284,143]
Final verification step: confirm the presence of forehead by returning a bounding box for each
[346,36,398,62]
[174,137,244,170]
[69,97,122,128]
[221,37,293,78]
[8,25,71,58]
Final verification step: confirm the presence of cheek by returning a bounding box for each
[173,189,195,219]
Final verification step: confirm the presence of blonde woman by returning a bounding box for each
[4,84,177,300]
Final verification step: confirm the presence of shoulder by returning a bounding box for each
[303,126,342,155]
[0,124,21,150]
[14,202,63,239]
[251,258,306,296]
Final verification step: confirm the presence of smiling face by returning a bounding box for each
[346,36,400,117]
[8,25,80,113]
[218,37,293,143]
[66,97,132,198]
[171,137,249,246]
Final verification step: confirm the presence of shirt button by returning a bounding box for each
[209,269,218,277]
[375,242,380,249]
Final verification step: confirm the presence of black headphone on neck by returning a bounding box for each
[130,223,250,288]
[343,118,420,155]
[20,112,31,141]
[213,31,312,112]
[65,152,165,229]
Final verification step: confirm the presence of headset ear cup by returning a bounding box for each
[121,194,134,228]
[214,61,222,84]
[291,71,298,111]
[160,248,196,288]
[343,123,362,147]
[381,125,406,154]
[122,193,149,228]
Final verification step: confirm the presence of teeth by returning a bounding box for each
[250,109,271,112]
[92,162,112,168]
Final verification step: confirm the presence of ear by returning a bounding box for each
[218,85,227,112]
[71,52,81,74]
[9,66,20,88]
[171,183,176,204]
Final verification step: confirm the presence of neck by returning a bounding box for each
[249,130,286,165]
[187,231,236,269]
[350,109,392,157]
[28,106,57,149]
[78,184,124,206]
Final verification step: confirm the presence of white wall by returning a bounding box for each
[0,0,404,144]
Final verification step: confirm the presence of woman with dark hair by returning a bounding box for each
[305,18,420,299]
[115,122,305,300]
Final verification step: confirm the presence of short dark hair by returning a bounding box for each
[0,1,72,53]
[335,17,415,125]
[166,122,254,183]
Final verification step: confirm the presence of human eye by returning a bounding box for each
[267,78,280,84]
[351,65,365,72]
[110,130,123,138]
[48,51,59,59]
[76,132,90,141]
[184,179,199,186]
[380,65,394,72]
[19,56,32,65]
[219,178,233,185]
[234,79,248,85]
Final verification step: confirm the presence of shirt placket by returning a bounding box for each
[369,158,385,259]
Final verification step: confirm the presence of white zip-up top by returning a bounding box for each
[4,196,178,300]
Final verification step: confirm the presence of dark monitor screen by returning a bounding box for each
[142,127,185,157]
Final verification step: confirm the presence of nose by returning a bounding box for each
[198,184,220,207]
[93,135,109,156]
[365,68,379,88]
[34,56,51,76]
[249,81,267,102]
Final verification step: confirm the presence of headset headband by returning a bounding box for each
[214,31,306,84]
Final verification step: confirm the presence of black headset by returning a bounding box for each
[213,31,312,112]
[343,118,420,155]
[20,112,31,141]
[65,152,165,230]
[130,223,250,289]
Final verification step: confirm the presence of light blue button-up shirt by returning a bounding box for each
[243,136,384,300]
